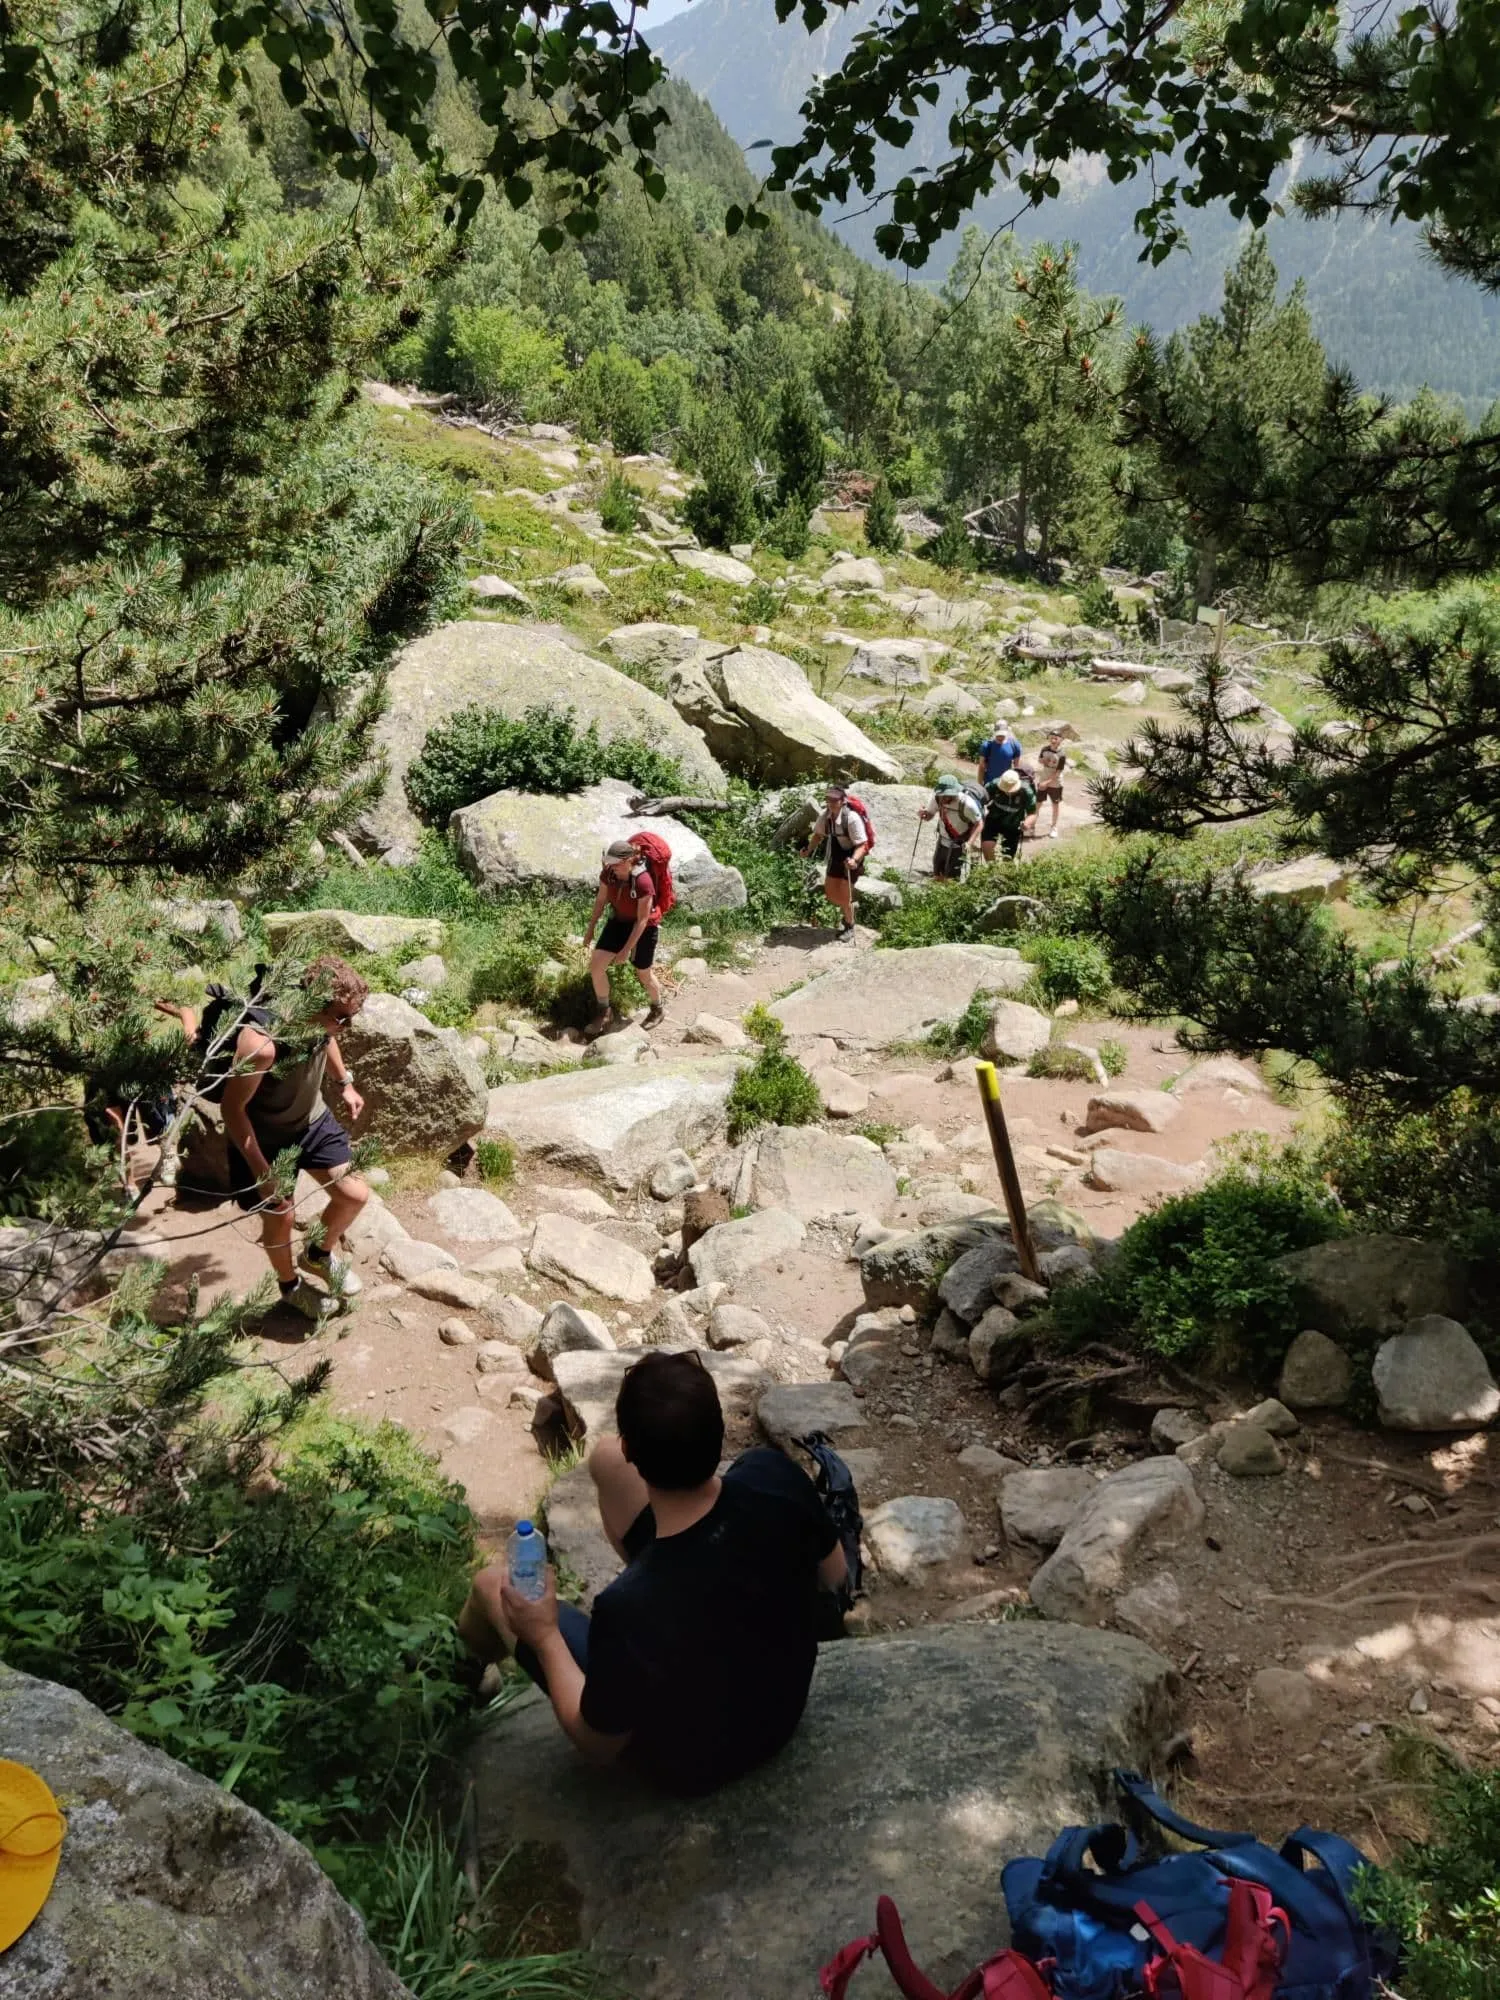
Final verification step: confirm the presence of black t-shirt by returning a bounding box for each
[579,1448,838,1795]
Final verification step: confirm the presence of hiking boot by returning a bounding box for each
[1048,827,1059,839]
[298,1246,362,1296]
[838,921,858,942]
[643,1004,666,1029]
[582,1007,615,1043]
[279,1277,337,1323]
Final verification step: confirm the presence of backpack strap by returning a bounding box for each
[1277,1830,1373,1940]
[1041,1820,1141,1892]
[1114,1770,1256,1850]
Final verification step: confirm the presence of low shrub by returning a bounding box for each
[1022,933,1114,1007]
[475,1137,514,1184]
[597,471,643,533]
[683,794,821,930]
[405,705,686,826]
[0,1283,477,1836]
[739,580,781,625]
[1050,1143,1343,1370]
[1359,1755,1500,2000]
[1099,1038,1129,1077]
[1026,1043,1100,1082]
[742,1000,785,1047]
[761,496,810,559]
[726,1045,822,1142]
[926,993,992,1057]
[877,850,1123,951]
[1317,1093,1500,1269]
[1074,575,1119,628]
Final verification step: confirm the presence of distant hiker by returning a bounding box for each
[1028,728,1068,840]
[976,718,1024,789]
[220,955,370,1322]
[459,1350,847,1796]
[801,781,872,940]
[86,999,198,1196]
[982,768,1037,861]
[583,836,669,1039]
[919,775,984,879]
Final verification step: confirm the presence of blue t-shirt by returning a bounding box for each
[979,734,1023,784]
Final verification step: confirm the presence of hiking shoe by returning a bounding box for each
[582,1008,615,1043]
[298,1246,363,1296]
[643,1004,666,1029]
[1048,827,1059,839]
[279,1277,337,1323]
[838,921,857,942]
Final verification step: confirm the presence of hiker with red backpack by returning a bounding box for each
[801,780,874,940]
[583,834,674,1040]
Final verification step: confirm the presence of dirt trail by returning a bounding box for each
[132,918,1500,1855]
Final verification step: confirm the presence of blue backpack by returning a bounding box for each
[1001,1770,1399,2000]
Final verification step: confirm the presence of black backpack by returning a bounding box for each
[797,1431,864,1627]
[192,969,273,1103]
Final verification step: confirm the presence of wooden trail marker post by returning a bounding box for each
[974,1060,1041,1284]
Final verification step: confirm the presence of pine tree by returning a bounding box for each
[0,1,470,1110]
[929,508,973,572]
[773,374,827,511]
[863,478,903,555]
[821,284,901,463]
[682,410,758,550]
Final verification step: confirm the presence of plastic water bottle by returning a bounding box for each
[508,1519,547,1602]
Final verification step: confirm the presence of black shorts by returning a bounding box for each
[982,807,1026,844]
[825,845,864,884]
[933,840,968,879]
[596,916,659,968]
[226,1106,352,1212]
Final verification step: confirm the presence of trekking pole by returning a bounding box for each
[907,819,923,879]
[974,1060,1041,1284]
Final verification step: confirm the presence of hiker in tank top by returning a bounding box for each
[583,838,666,1041]
[1026,728,1068,840]
[918,775,983,879]
[801,780,868,940]
[220,954,372,1324]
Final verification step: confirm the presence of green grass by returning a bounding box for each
[925,992,993,1057]
[853,1120,902,1146]
[476,1138,515,1185]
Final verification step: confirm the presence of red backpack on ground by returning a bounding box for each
[843,794,876,854]
[628,830,676,919]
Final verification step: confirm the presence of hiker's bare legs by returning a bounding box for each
[822,874,854,927]
[588,948,615,1014]
[308,1161,369,1258]
[590,1436,651,1560]
[260,1195,298,1284]
[636,964,663,1011]
[458,1564,516,1664]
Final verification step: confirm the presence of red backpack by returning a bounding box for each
[842,794,876,854]
[628,830,676,920]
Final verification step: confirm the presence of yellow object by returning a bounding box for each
[0,1760,65,1953]
[977,1060,1000,1101]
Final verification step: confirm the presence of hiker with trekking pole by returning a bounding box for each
[919,775,985,879]
[800,781,873,941]
[582,834,676,1040]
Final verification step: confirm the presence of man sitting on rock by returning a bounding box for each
[460,1351,847,1796]
[220,954,370,1322]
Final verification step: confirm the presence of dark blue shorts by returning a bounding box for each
[226,1106,352,1212]
[513,1505,655,1690]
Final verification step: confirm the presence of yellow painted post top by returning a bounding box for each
[976,1060,1001,1102]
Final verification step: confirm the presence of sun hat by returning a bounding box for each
[0,1760,65,1952]
[996,770,1024,793]
[934,775,962,795]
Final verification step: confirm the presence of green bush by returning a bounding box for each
[762,495,810,559]
[1023,933,1114,1007]
[598,471,643,533]
[1359,1757,1500,2000]
[878,850,1123,951]
[928,508,973,572]
[1074,575,1118,628]
[572,344,656,453]
[863,477,903,555]
[405,705,686,825]
[740,579,781,624]
[682,418,757,550]
[0,1288,477,1835]
[742,1000,785,1047]
[446,307,563,415]
[926,992,993,1057]
[1099,1037,1129,1077]
[684,794,820,930]
[468,894,589,1017]
[476,1137,514,1184]
[1051,1145,1343,1369]
[1316,1093,1500,1267]
[726,1046,823,1142]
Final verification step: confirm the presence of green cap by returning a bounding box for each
[934,775,961,796]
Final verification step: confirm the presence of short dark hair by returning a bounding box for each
[615,1352,724,1489]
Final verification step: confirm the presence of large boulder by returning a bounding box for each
[601,622,703,673]
[1030,1457,1204,1624]
[329,993,488,1155]
[358,621,724,853]
[451,778,745,912]
[670,546,756,586]
[0,1665,408,2000]
[664,644,901,784]
[1082,1091,1182,1136]
[1001,1467,1099,1551]
[262,910,444,958]
[485,1059,742,1189]
[1249,856,1351,904]
[770,944,1029,1047]
[1373,1315,1500,1430]
[844,635,949,684]
[465,1624,1178,2000]
[861,1215,1010,1314]
[1084,1149,1203,1197]
[983,1000,1054,1066]
[1275,1235,1468,1338]
[528,1212,656,1304]
[742,1124,899,1222]
[687,1207,806,1288]
[550,1347,768,1442]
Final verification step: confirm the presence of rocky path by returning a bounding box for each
[129,919,1500,1855]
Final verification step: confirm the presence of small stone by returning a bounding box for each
[1216,1423,1285,1476]
[1150,1407,1207,1452]
[1252,1666,1318,1726]
[650,1149,699,1200]
[509,1381,544,1413]
[969,1307,1021,1385]
[476,1339,526,1374]
[709,1302,773,1351]
[1408,1686,1430,1716]
[1115,1572,1188,1647]
[684,1012,748,1050]
[531,1301,616,1380]
[466,1245,527,1279]
[1001,1467,1097,1550]
[956,1444,1023,1481]
[441,1405,494,1447]
[1374,1315,1500,1431]
[866,1496,965,1581]
[1278,1328,1354,1409]
[1243,1397,1299,1436]
[438,1317,476,1346]
[437,1169,462,1189]
[381,1237,459,1283]
[409,1270,495,1312]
